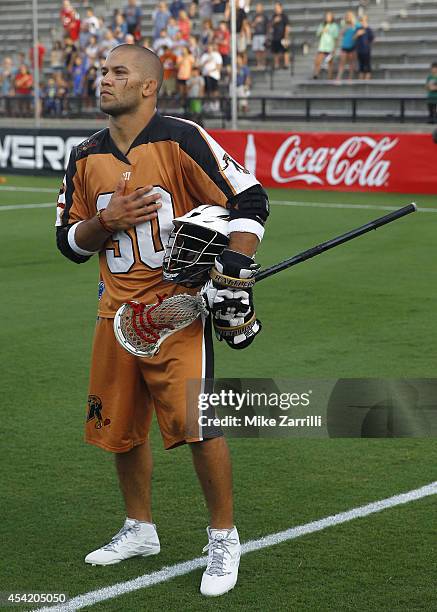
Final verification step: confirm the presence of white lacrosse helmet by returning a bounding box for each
[163,204,230,287]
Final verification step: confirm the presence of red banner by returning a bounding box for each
[209,130,437,194]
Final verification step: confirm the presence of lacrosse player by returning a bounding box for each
[55,44,269,597]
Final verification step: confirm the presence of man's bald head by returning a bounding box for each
[109,44,163,91]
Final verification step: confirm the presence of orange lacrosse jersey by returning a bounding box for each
[56,113,260,317]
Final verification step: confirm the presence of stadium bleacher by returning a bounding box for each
[0,0,435,122]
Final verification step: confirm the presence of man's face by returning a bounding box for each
[100,51,146,116]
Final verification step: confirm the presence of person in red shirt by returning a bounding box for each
[60,0,81,41]
[14,64,33,116]
[177,10,191,41]
[29,41,46,71]
[160,45,178,96]
[60,0,75,30]
[213,20,230,71]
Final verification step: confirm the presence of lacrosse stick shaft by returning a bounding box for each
[255,203,417,283]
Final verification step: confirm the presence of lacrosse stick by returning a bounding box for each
[114,204,416,357]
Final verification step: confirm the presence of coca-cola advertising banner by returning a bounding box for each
[209,130,437,194]
[1,127,436,193]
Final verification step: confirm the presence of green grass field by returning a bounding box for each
[1,174,436,611]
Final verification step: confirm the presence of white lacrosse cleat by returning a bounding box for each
[200,526,241,596]
[85,518,160,566]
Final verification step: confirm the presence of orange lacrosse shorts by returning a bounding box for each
[85,316,220,452]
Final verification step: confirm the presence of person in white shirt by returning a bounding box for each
[84,7,100,36]
[153,28,175,55]
[200,42,222,111]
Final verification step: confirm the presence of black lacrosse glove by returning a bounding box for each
[202,249,262,349]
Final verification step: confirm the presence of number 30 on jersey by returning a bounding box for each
[96,187,174,274]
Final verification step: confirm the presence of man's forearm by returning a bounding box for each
[74,215,112,252]
[228,232,259,257]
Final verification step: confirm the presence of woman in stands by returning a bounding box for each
[335,11,361,84]
[313,11,339,80]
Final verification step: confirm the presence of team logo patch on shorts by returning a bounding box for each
[87,395,111,429]
[98,281,105,300]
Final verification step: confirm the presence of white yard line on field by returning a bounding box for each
[34,481,437,612]
[269,200,437,213]
[2,199,437,214]
[0,203,53,211]
[0,185,58,193]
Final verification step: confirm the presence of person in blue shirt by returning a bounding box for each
[335,11,361,83]
[355,15,374,80]
[169,0,185,19]
[123,0,142,36]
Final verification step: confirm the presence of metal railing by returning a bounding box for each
[0,95,431,126]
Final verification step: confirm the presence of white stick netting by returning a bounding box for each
[114,293,209,357]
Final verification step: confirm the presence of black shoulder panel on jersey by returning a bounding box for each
[56,224,92,264]
[227,184,270,226]
[74,128,109,162]
[129,114,235,199]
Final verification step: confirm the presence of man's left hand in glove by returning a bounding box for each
[202,248,262,349]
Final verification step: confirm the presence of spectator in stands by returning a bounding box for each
[72,55,86,97]
[201,19,214,49]
[251,3,269,69]
[14,64,33,116]
[114,13,129,40]
[85,35,99,68]
[166,16,178,39]
[213,21,230,72]
[111,8,122,29]
[153,2,171,40]
[355,15,374,80]
[200,42,222,111]
[189,35,201,63]
[125,33,136,44]
[50,41,64,74]
[0,57,15,114]
[172,31,189,56]
[313,12,339,80]
[153,28,174,55]
[170,0,185,19]
[60,1,74,33]
[63,36,78,72]
[99,30,118,58]
[269,2,290,70]
[335,11,361,83]
[186,66,204,120]
[123,0,142,38]
[176,46,195,98]
[178,10,192,41]
[211,0,228,28]
[236,53,251,112]
[79,22,91,50]
[199,0,212,21]
[60,0,81,41]
[425,62,437,124]
[160,45,178,96]
[141,37,153,50]
[29,41,46,71]
[237,8,251,65]
[84,65,98,108]
[42,76,59,116]
[84,7,100,36]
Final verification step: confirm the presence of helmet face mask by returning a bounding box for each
[163,205,230,287]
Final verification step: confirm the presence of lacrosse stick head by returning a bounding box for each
[114,293,209,357]
[163,205,229,288]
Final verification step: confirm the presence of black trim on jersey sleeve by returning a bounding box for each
[178,126,235,199]
[227,184,270,226]
[56,146,90,264]
[56,223,91,264]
